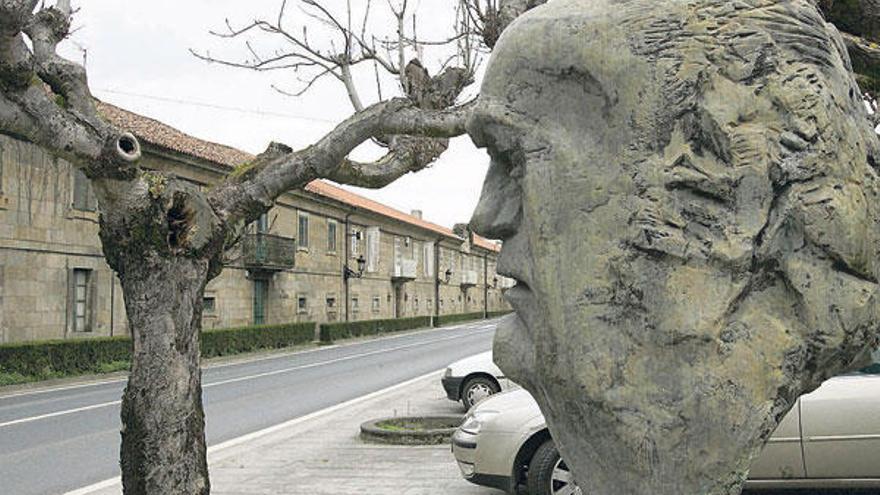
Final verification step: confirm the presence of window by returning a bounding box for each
[427,298,433,311]
[253,279,268,325]
[413,296,419,312]
[203,297,216,314]
[327,219,338,253]
[423,243,434,277]
[413,240,421,273]
[72,169,97,212]
[297,295,309,314]
[372,296,381,313]
[352,296,360,313]
[860,346,880,374]
[351,228,362,255]
[298,212,309,249]
[326,294,337,309]
[71,268,93,332]
[365,227,381,272]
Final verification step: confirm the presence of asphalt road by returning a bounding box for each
[0,319,496,495]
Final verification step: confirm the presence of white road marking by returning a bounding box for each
[0,328,493,429]
[0,400,121,429]
[0,319,495,400]
[62,368,446,495]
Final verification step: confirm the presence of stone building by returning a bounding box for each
[0,103,511,344]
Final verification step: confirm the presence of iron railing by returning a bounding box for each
[241,233,296,271]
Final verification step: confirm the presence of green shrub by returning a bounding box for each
[200,322,317,358]
[487,310,515,318]
[433,312,486,327]
[0,336,131,378]
[320,316,432,343]
[0,322,317,382]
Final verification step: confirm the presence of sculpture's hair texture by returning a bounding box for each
[621,0,880,384]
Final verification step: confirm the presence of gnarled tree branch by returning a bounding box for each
[0,0,141,179]
[208,97,474,228]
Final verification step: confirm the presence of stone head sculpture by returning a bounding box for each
[468,0,880,493]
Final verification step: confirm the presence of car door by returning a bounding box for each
[749,400,805,479]
[800,352,880,479]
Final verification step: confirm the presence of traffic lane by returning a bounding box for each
[203,326,494,443]
[0,321,496,424]
[0,405,119,495]
[0,322,496,494]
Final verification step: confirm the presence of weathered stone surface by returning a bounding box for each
[468,1,880,494]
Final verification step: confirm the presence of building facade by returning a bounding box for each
[0,103,511,344]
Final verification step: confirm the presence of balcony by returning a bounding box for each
[460,270,479,288]
[241,233,296,272]
[392,259,418,282]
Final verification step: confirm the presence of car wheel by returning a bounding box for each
[527,440,583,495]
[461,376,500,409]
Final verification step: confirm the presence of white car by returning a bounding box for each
[442,352,516,409]
[452,359,880,495]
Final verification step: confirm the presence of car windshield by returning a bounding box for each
[858,347,880,374]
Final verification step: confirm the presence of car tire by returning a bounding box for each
[461,376,500,409]
[527,440,582,495]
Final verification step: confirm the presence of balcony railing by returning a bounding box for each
[392,259,418,281]
[460,270,479,288]
[241,233,296,271]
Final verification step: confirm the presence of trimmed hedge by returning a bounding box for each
[0,336,131,378]
[200,322,316,358]
[432,310,512,327]
[433,312,486,327]
[320,316,431,343]
[487,310,515,319]
[0,322,317,381]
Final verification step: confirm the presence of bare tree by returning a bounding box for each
[0,1,476,493]
[192,1,492,189]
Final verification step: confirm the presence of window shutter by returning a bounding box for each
[423,243,434,277]
[87,270,97,332]
[66,268,75,336]
[366,227,380,272]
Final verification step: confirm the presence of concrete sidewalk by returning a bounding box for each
[83,370,500,495]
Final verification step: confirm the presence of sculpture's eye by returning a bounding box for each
[490,146,525,180]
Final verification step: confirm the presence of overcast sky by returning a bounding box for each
[58,0,490,229]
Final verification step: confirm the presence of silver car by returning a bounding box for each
[452,357,880,495]
[442,351,516,410]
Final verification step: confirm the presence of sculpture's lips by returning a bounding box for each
[504,281,532,309]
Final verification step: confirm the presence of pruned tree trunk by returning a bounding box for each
[118,256,211,495]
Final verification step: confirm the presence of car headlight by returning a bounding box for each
[444,367,453,378]
[459,410,499,435]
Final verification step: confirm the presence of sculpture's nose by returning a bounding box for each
[469,158,522,240]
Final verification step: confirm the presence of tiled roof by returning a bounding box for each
[97,102,253,168]
[97,101,500,253]
[305,181,500,252]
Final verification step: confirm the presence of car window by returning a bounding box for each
[857,346,880,375]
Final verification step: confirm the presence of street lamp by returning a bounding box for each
[442,268,453,284]
[344,255,366,280]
